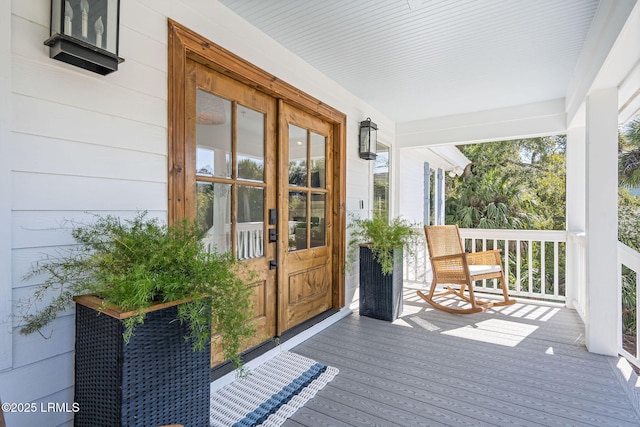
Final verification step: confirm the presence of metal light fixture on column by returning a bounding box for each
[359,117,378,160]
[45,0,124,75]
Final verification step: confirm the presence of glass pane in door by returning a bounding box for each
[288,124,307,186]
[237,185,264,260]
[196,182,231,253]
[237,105,265,182]
[310,132,325,188]
[310,193,326,248]
[196,89,232,178]
[288,191,307,251]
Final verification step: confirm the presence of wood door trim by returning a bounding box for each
[168,20,346,312]
[168,20,345,123]
[333,121,346,309]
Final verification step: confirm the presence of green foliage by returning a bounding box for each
[18,212,253,368]
[347,214,420,275]
[446,136,566,230]
[619,187,640,251]
[621,266,637,336]
[446,168,534,229]
[619,119,640,189]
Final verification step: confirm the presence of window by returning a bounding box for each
[373,142,390,220]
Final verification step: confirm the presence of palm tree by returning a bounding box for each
[446,168,534,229]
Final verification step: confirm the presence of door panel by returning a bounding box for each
[278,102,333,333]
[187,60,277,366]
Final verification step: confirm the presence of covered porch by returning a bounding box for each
[284,284,640,426]
[2,1,640,426]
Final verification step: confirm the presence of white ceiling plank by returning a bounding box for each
[219,0,602,122]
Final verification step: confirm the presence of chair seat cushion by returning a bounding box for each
[468,264,501,275]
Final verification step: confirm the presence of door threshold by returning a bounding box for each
[210,306,352,390]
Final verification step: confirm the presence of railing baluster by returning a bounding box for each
[540,242,547,295]
[516,240,521,293]
[504,239,509,291]
[553,242,560,297]
[632,270,640,360]
[528,240,533,294]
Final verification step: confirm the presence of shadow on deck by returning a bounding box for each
[285,284,640,426]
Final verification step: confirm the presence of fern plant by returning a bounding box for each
[18,211,254,368]
[347,213,420,275]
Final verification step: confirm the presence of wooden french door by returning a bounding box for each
[187,60,277,365]
[186,60,334,365]
[278,102,334,333]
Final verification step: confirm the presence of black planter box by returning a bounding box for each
[359,245,404,321]
[74,296,210,427]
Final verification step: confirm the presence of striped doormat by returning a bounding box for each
[210,351,339,427]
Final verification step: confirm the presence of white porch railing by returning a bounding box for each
[403,226,640,370]
[236,222,264,260]
[201,222,264,260]
[404,228,567,303]
[618,241,640,369]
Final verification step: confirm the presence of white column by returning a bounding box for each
[565,125,586,310]
[0,0,11,370]
[435,168,445,225]
[423,162,430,226]
[585,88,619,356]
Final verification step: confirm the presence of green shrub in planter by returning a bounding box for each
[19,211,253,368]
[347,214,419,321]
[347,213,420,275]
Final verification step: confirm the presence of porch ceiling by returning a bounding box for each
[219,0,600,123]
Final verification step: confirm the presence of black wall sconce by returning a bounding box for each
[359,117,378,160]
[45,0,124,75]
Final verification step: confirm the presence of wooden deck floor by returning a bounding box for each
[283,285,640,426]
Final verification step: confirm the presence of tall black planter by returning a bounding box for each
[359,245,403,321]
[74,296,210,427]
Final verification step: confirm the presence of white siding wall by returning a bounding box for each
[0,0,13,373]
[397,149,428,225]
[0,1,392,425]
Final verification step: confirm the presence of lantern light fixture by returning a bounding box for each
[45,0,124,75]
[358,117,378,160]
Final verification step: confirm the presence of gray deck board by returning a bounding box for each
[280,409,344,427]
[282,286,640,426]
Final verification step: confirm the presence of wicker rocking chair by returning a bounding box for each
[417,225,516,314]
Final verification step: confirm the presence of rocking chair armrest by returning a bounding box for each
[466,249,501,266]
[430,252,467,280]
